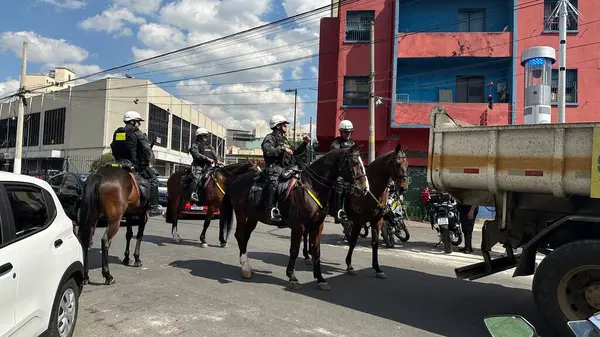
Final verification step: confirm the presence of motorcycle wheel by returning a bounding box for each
[394,218,410,242]
[439,226,452,254]
[381,220,395,248]
[450,230,463,247]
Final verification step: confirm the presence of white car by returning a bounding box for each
[0,171,84,337]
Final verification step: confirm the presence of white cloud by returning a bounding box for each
[291,66,303,80]
[0,31,89,64]
[112,0,162,14]
[309,65,318,77]
[0,79,20,100]
[79,7,146,35]
[39,0,85,9]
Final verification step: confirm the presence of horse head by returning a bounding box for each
[336,143,370,194]
[391,144,409,192]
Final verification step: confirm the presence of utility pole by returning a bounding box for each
[309,116,313,162]
[285,88,298,143]
[368,21,375,163]
[14,41,27,174]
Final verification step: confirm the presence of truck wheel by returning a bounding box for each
[532,239,600,336]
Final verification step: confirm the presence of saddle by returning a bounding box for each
[248,166,301,208]
[106,160,151,207]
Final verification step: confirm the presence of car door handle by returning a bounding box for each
[0,263,13,276]
[54,239,63,248]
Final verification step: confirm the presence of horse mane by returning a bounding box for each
[219,161,252,177]
[368,149,397,167]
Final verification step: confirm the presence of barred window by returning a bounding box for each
[343,76,370,107]
[345,11,374,42]
[148,103,169,148]
[24,113,40,147]
[544,0,578,32]
[551,69,578,104]
[43,107,66,145]
[171,115,181,152]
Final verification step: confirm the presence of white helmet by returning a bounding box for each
[269,114,289,129]
[123,110,144,123]
[339,120,354,131]
[195,127,209,137]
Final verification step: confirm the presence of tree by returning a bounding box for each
[89,153,115,172]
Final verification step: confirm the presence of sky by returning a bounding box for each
[0,0,329,135]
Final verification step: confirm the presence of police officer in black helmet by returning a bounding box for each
[330,119,355,223]
[110,110,163,217]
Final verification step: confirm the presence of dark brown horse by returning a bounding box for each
[219,144,370,291]
[301,145,409,278]
[165,160,261,246]
[78,151,158,285]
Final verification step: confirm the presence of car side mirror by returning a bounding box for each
[484,315,537,337]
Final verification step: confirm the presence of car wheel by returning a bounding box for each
[48,278,80,337]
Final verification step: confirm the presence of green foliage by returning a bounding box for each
[89,153,114,172]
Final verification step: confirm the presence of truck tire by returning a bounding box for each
[532,239,600,336]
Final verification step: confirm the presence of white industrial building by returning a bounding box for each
[0,73,227,176]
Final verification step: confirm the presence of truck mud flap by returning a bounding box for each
[455,253,522,280]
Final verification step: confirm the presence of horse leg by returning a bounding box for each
[345,221,362,276]
[302,227,312,265]
[235,216,258,279]
[133,214,148,267]
[218,208,232,248]
[122,216,133,266]
[171,197,181,244]
[286,225,303,289]
[101,218,121,285]
[310,223,330,291]
[199,210,212,248]
[80,212,99,284]
[371,219,386,279]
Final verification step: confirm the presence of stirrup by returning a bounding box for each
[191,192,199,202]
[270,207,282,222]
[337,209,348,220]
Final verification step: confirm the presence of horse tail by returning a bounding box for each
[165,200,173,224]
[219,191,234,232]
[78,171,101,249]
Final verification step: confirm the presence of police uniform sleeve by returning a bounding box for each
[208,145,219,161]
[330,139,341,150]
[293,141,308,156]
[135,130,153,163]
[261,134,283,157]
[189,143,205,161]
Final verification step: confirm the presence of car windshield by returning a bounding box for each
[159,180,167,187]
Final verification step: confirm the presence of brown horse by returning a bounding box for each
[219,144,370,291]
[302,145,409,278]
[165,160,261,246]
[78,151,158,285]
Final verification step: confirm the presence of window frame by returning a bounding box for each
[457,9,486,32]
[344,10,375,43]
[550,69,578,105]
[456,75,485,103]
[0,182,57,247]
[342,76,370,108]
[543,0,578,33]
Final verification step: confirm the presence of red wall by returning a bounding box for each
[515,0,600,124]
[316,17,341,142]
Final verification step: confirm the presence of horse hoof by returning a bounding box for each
[104,277,115,285]
[173,236,181,244]
[317,282,331,291]
[241,269,253,279]
[287,280,302,290]
[304,258,312,265]
[122,258,130,266]
[83,278,89,285]
[220,243,228,248]
[346,268,358,276]
[134,261,143,268]
[200,242,209,248]
[375,272,387,279]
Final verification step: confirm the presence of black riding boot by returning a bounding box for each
[266,186,283,224]
[189,178,200,203]
[334,189,348,224]
[148,185,163,217]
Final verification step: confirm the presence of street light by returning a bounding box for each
[285,88,298,142]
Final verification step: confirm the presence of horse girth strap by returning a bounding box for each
[299,183,323,209]
[368,190,383,208]
[208,173,225,195]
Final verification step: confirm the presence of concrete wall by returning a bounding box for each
[397,0,513,32]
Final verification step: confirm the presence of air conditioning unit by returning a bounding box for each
[439,90,453,103]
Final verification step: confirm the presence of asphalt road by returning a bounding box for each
[74,217,551,337]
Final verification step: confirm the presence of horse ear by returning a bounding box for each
[403,145,410,154]
[395,144,401,154]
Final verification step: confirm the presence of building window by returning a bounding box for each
[43,107,66,145]
[551,69,578,104]
[148,103,169,148]
[456,76,485,103]
[182,120,191,152]
[345,10,375,42]
[7,117,17,148]
[171,115,181,152]
[343,76,370,107]
[544,0,578,32]
[0,119,7,148]
[191,124,198,144]
[458,9,485,32]
[24,113,40,147]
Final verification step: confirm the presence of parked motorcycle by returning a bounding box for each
[484,313,600,336]
[427,190,463,254]
[381,188,410,248]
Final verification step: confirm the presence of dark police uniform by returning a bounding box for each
[110,124,161,214]
[188,139,219,200]
[261,130,307,222]
[330,136,355,222]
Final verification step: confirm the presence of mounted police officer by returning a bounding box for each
[110,110,163,217]
[330,119,355,223]
[188,127,220,202]
[261,114,310,224]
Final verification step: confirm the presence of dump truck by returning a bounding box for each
[427,106,600,335]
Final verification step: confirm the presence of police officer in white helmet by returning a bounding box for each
[187,127,221,202]
[330,120,355,223]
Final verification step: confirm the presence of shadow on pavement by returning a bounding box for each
[247,251,345,275]
[169,255,553,337]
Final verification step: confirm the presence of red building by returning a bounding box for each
[316,0,600,198]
